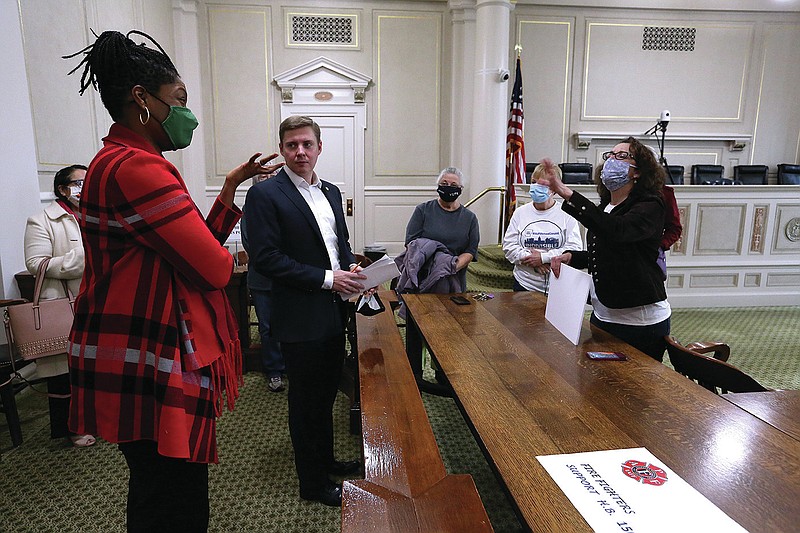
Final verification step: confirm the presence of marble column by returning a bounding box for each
[448,0,477,173]
[469,0,512,244]
[172,0,209,214]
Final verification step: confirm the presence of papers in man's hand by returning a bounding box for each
[339,255,400,301]
[544,263,592,345]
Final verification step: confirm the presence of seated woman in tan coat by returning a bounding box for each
[24,164,95,447]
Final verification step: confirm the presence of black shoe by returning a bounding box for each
[300,482,342,507]
[328,460,360,476]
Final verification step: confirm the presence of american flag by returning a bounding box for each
[504,55,526,227]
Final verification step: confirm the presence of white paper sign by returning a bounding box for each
[544,263,592,345]
[339,255,400,300]
[226,221,242,243]
[537,448,747,533]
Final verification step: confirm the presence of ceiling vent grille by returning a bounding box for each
[642,26,696,52]
[290,15,356,46]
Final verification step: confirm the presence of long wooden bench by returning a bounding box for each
[342,291,492,532]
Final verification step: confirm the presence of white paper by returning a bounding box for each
[544,263,592,345]
[537,448,747,533]
[339,255,400,300]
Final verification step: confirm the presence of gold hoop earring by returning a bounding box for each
[139,106,150,125]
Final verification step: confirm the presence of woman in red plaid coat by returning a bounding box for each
[64,31,281,532]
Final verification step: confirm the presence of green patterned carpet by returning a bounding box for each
[669,307,800,390]
[1,305,798,532]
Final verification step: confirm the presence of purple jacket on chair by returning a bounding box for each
[394,238,462,319]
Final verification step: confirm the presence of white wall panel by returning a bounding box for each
[20,1,99,185]
[751,23,800,166]
[375,12,441,177]
[665,186,800,307]
[208,5,272,176]
[93,0,139,33]
[517,18,572,163]
[694,204,745,254]
[583,21,752,122]
[688,273,739,288]
[363,191,431,255]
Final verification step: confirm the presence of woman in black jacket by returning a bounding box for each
[545,137,671,361]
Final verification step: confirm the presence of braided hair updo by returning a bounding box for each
[63,30,180,121]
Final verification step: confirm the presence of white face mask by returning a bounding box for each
[69,185,82,200]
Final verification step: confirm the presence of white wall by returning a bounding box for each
[0,2,44,301]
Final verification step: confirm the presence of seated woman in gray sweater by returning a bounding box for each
[403,167,480,292]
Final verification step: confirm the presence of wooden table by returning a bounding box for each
[403,292,800,532]
[723,390,800,442]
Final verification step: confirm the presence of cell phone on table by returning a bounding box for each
[586,351,627,361]
[450,296,471,305]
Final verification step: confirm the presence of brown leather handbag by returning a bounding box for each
[3,258,76,360]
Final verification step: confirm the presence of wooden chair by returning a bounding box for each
[664,336,770,394]
[1,298,39,448]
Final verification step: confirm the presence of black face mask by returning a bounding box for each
[437,185,462,203]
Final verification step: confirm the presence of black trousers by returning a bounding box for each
[118,440,209,533]
[46,373,71,439]
[590,313,671,362]
[282,332,346,495]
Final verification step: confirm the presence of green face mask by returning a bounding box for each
[150,93,199,150]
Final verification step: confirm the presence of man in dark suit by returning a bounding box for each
[244,116,366,507]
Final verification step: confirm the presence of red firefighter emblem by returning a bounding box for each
[621,459,668,486]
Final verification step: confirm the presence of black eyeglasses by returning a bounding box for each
[69,180,84,187]
[602,151,633,161]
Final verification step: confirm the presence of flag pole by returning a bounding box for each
[503,46,525,232]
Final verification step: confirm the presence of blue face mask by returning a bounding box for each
[601,158,633,192]
[529,184,552,203]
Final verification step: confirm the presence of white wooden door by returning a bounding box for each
[280,106,365,252]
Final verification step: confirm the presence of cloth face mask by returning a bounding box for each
[151,93,199,150]
[601,158,633,192]
[529,184,552,203]
[437,185,462,203]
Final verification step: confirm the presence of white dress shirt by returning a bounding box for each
[285,167,341,289]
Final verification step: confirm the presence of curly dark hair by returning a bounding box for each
[63,30,179,121]
[595,136,665,204]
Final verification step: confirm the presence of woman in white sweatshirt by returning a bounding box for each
[503,163,583,293]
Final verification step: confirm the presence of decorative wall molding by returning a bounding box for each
[750,205,767,253]
[574,132,752,150]
[273,56,371,104]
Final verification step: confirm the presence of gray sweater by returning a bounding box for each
[404,199,479,258]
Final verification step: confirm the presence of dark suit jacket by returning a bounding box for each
[243,169,356,343]
[562,190,667,309]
